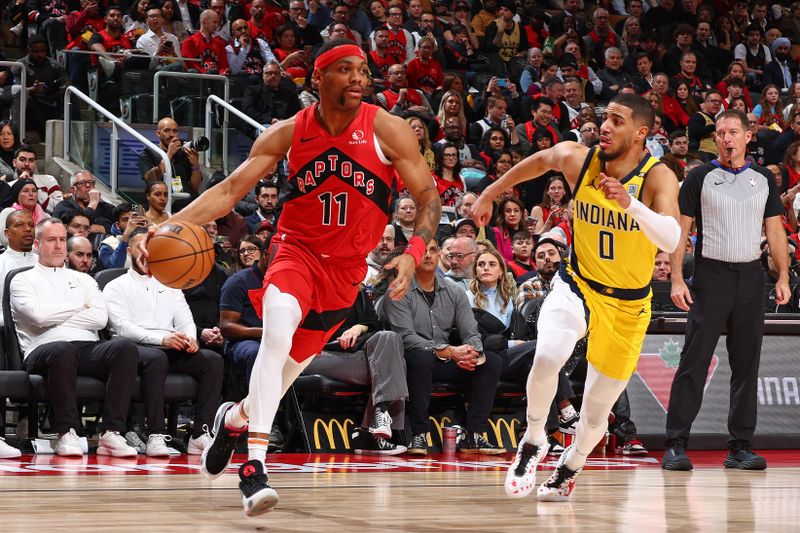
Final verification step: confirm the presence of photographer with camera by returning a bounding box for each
[138,117,206,210]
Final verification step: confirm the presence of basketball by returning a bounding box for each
[147,221,215,289]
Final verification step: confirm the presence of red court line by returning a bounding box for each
[1,450,799,476]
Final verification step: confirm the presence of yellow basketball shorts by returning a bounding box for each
[555,269,651,380]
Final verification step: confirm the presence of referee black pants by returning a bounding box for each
[665,259,765,448]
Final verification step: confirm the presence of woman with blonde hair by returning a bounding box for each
[406,116,436,171]
[467,248,518,328]
[435,90,467,141]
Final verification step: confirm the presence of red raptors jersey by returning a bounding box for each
[280,103,395,259]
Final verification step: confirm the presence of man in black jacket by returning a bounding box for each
[52,170,116,234]
[241,61,301,130]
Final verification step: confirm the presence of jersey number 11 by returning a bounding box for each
[319,191,349,226]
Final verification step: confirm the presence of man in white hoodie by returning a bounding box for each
[103,228,223,457]
[9,218,138,457]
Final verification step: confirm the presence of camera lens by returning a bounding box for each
[184,136,210,152]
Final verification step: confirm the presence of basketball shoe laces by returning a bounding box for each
[514,442,539,477]
[544,462,580,489]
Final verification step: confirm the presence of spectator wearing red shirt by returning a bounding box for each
[66,0,105,93]
[182,9,230,75]
[247,0,284,43]
[406,36,443,96]
[368,27,400,84]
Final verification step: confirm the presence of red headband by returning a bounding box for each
[314,44,367,71]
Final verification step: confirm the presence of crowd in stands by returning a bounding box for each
[3,0,800,459]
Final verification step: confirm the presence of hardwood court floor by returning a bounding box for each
[1,451,799,532]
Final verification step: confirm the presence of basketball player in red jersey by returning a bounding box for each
[142,39,441,516]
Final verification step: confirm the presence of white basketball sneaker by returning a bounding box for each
[97,430,138,458]
[0,436,21,458]
[54,429,84,457]
[504,437,549,498]
[537,444,582,502]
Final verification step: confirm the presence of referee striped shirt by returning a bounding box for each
[679,161,783,263]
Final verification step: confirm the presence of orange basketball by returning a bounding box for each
[147,222,215,289]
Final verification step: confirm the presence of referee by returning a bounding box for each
[663,109,790,472]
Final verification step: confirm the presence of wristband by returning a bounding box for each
[192,167,200,172]
[404,235,426,267]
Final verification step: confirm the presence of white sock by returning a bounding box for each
[247,436,269,466]
[225,401,249,431]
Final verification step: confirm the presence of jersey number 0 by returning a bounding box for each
[319,191,349,226]
[599,230,615,260]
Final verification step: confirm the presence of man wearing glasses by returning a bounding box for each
[443,235,478,289]
[52,169,115,234]
[374,6,414,65]
[688,90,723,161]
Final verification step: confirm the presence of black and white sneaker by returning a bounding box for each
[458,432,505,455]
[352,428,407,455]
[547,435,565,456]
[239,460,279,517]
[537,445,582,502]
[200,401,245,480]
[406,433,428,456]
[558,412,580,435]
[369,406,392,440]
[504,437,549,498]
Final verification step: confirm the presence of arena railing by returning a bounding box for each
[204,94,267,175]
[152,71,230,124]
[63,86,177,211]
[0,61,27,139]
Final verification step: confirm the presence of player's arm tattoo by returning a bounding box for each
[413,183,442,244]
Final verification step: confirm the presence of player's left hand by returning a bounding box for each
[598,173,631,209]
[386,253,416,301]
[469,192,494,227]
[774,276,791,305]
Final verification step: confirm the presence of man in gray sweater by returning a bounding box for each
[383,239,503,456]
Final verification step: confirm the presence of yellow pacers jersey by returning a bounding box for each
[568,147,661,296]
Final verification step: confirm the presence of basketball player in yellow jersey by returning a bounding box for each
[471,94,681,501]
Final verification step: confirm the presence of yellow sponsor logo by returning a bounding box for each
[428,415,453,446]
[313,418,355,450]
[487,417,520,450]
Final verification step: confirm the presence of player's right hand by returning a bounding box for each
[469,193,494,227]
[135,224,159,275]
[670,278,694,311]
[385,253,416,301]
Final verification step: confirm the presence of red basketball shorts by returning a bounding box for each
[248,241,366,363]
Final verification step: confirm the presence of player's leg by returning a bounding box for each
[537,362,629,502]
[201,284,303,481]
[505,276,586,498]
[236,284,306,517]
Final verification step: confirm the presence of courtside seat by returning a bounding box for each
[2,267,199,439]
[292,374,368,396]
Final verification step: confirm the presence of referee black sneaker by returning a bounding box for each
[723,442,767,470]
[200,401,245,480]
[662,441,693,471]
[239,460,279,517]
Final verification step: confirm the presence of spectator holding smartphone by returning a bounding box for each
[136,5,184,71]
[98,202,149,270]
